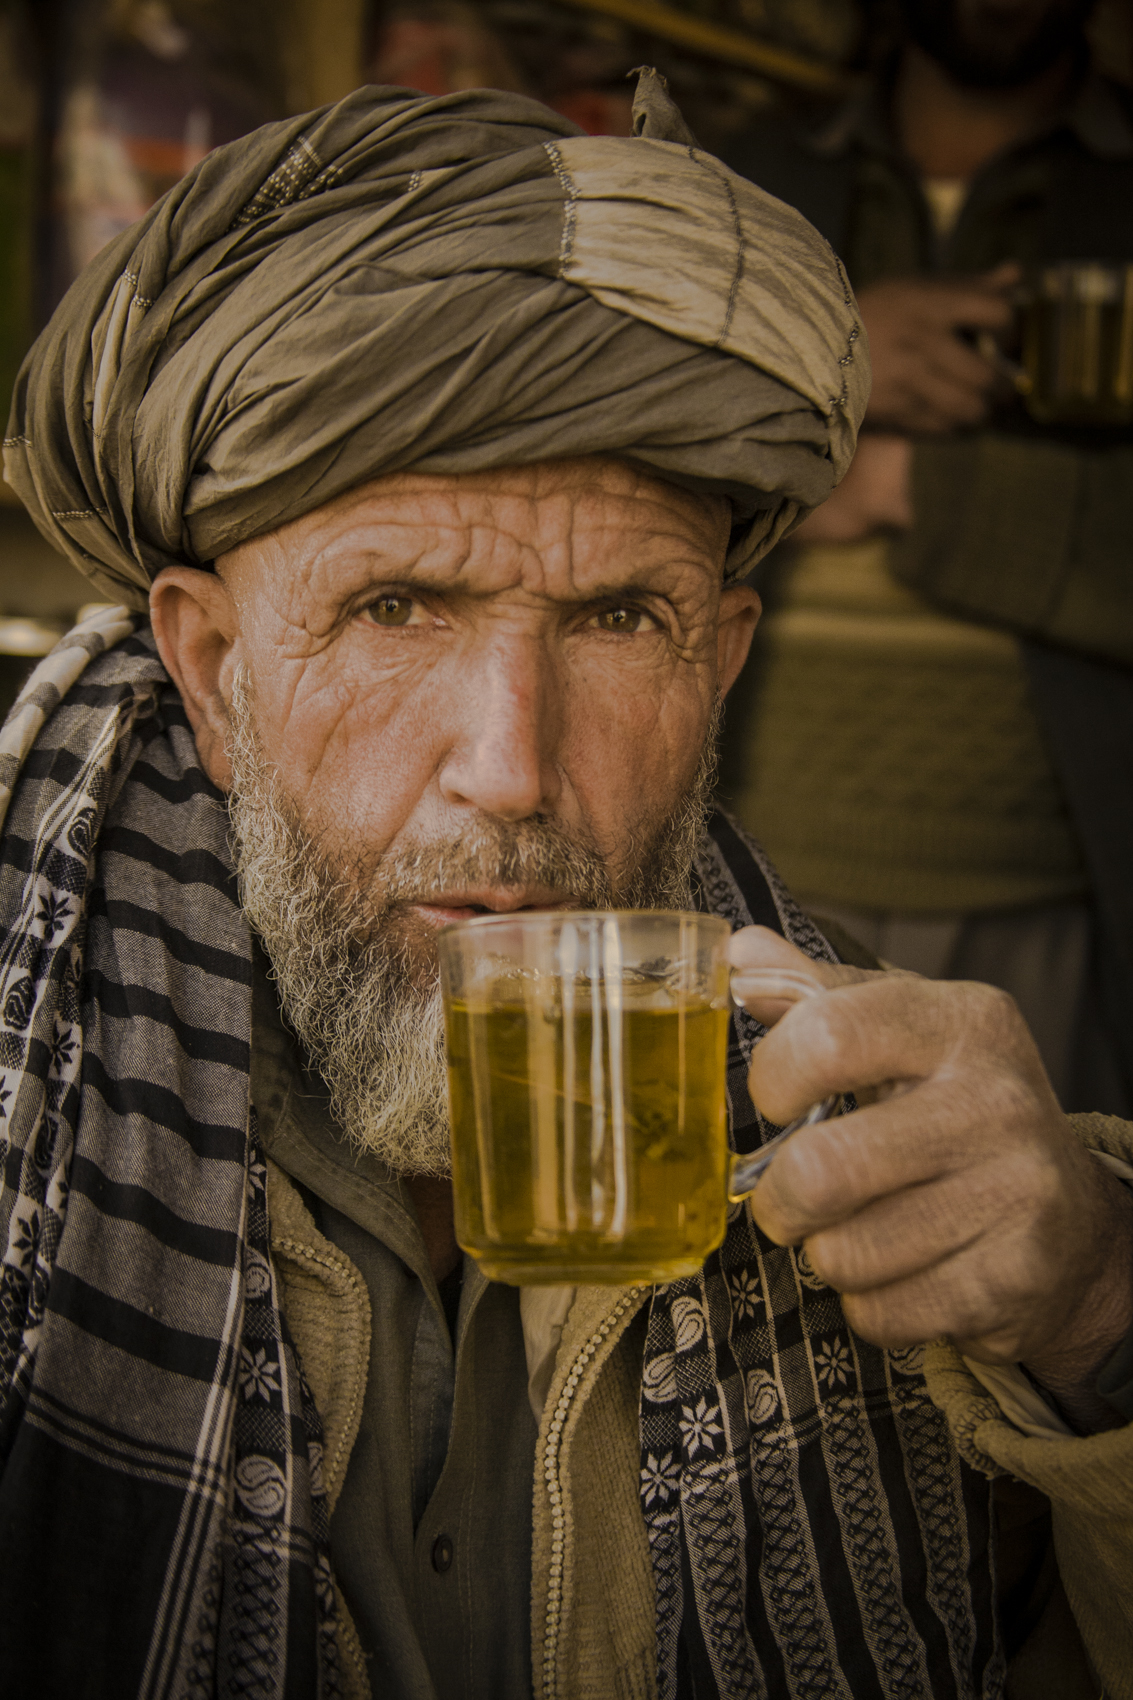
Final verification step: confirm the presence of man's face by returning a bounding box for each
[900,0,1094,87]
[152,456,758,1169]
[210,457,749,943]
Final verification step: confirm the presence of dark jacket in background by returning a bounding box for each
[722,70,1133,1110]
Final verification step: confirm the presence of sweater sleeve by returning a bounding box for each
[889,432,1133,666]
[923,1112,1133,1699]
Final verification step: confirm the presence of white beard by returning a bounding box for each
[225,667,717,1176]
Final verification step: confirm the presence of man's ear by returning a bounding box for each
[717,582,761,697]
[150,566,240,791]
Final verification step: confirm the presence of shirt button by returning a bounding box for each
[432,1534,454,1574]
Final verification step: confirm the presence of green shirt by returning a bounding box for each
[251,949,538,1700]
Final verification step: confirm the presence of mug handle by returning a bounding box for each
[726,965,841,1200]
[975,330,1032,396]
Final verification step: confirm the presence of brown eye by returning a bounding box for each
[597,607,643,633]
[367,596,414,627]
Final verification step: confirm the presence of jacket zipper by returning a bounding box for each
[540,1285,646,1699]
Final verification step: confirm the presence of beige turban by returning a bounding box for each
[4,73,867,609]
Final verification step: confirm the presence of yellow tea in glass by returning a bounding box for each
[438,911,731,1285]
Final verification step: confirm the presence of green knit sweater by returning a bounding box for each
[721,538,1085,911]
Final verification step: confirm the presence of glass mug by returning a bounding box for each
[437,909,834,1286]
[1007,261,1133,427]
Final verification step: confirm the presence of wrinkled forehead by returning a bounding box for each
[216,457,734,605]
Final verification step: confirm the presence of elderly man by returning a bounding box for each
[0,75,1130,1700]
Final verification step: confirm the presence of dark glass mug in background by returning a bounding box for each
[1007,262,1133,427]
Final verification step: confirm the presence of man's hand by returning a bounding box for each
[859,264,1017,434]
[728,926,1133,1430]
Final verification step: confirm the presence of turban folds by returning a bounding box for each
[4,81,867,609]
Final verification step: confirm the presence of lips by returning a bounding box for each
[410,889,578,927]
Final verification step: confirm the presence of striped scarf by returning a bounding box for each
[0,613,339,1697]
[661,822,1003,1697]
[0,615,1000,1697]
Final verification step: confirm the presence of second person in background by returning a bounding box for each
[721,0,1133,1114]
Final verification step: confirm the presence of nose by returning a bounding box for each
[438,638,562,820]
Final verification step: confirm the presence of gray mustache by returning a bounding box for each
[376,820,612,909]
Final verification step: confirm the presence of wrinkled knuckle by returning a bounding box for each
[755,1208,798,1251]
[807,1229,860,1293]
[983,1069,1047,1145]
[979,1066,1028,1123]
[953,981,1034,1063]
[946,1259,1013,1344]
[824,1115,882,1198]
[784,1135,844,1223]
[968,980,1021,1035]
[749,1185,801,1249]
[977,1168,1032,1244]
[804,1005,852,1083]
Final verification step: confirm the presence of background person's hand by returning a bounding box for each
[728,925,1133,1430]
[791,433,913,545]
[858,263,1019,434]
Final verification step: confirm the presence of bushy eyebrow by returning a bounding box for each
[338,555,694,609]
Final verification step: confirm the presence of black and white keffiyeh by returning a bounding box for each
[0,611,339,1698]
[651,817,1003,1698]
[0,615,1000,1698]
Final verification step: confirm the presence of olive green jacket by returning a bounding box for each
[267,1110,1133,1700]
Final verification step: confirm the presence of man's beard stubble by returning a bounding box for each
[226,668,719,1177]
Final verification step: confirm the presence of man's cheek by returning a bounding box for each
[248,654,359,774]
[561,690,702,846]
[285,686,435,849]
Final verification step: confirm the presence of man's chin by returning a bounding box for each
[371,906,446,989]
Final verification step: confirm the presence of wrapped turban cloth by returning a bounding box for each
[4,76,867,609]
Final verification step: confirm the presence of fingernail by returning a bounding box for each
[729,967,823,1005]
